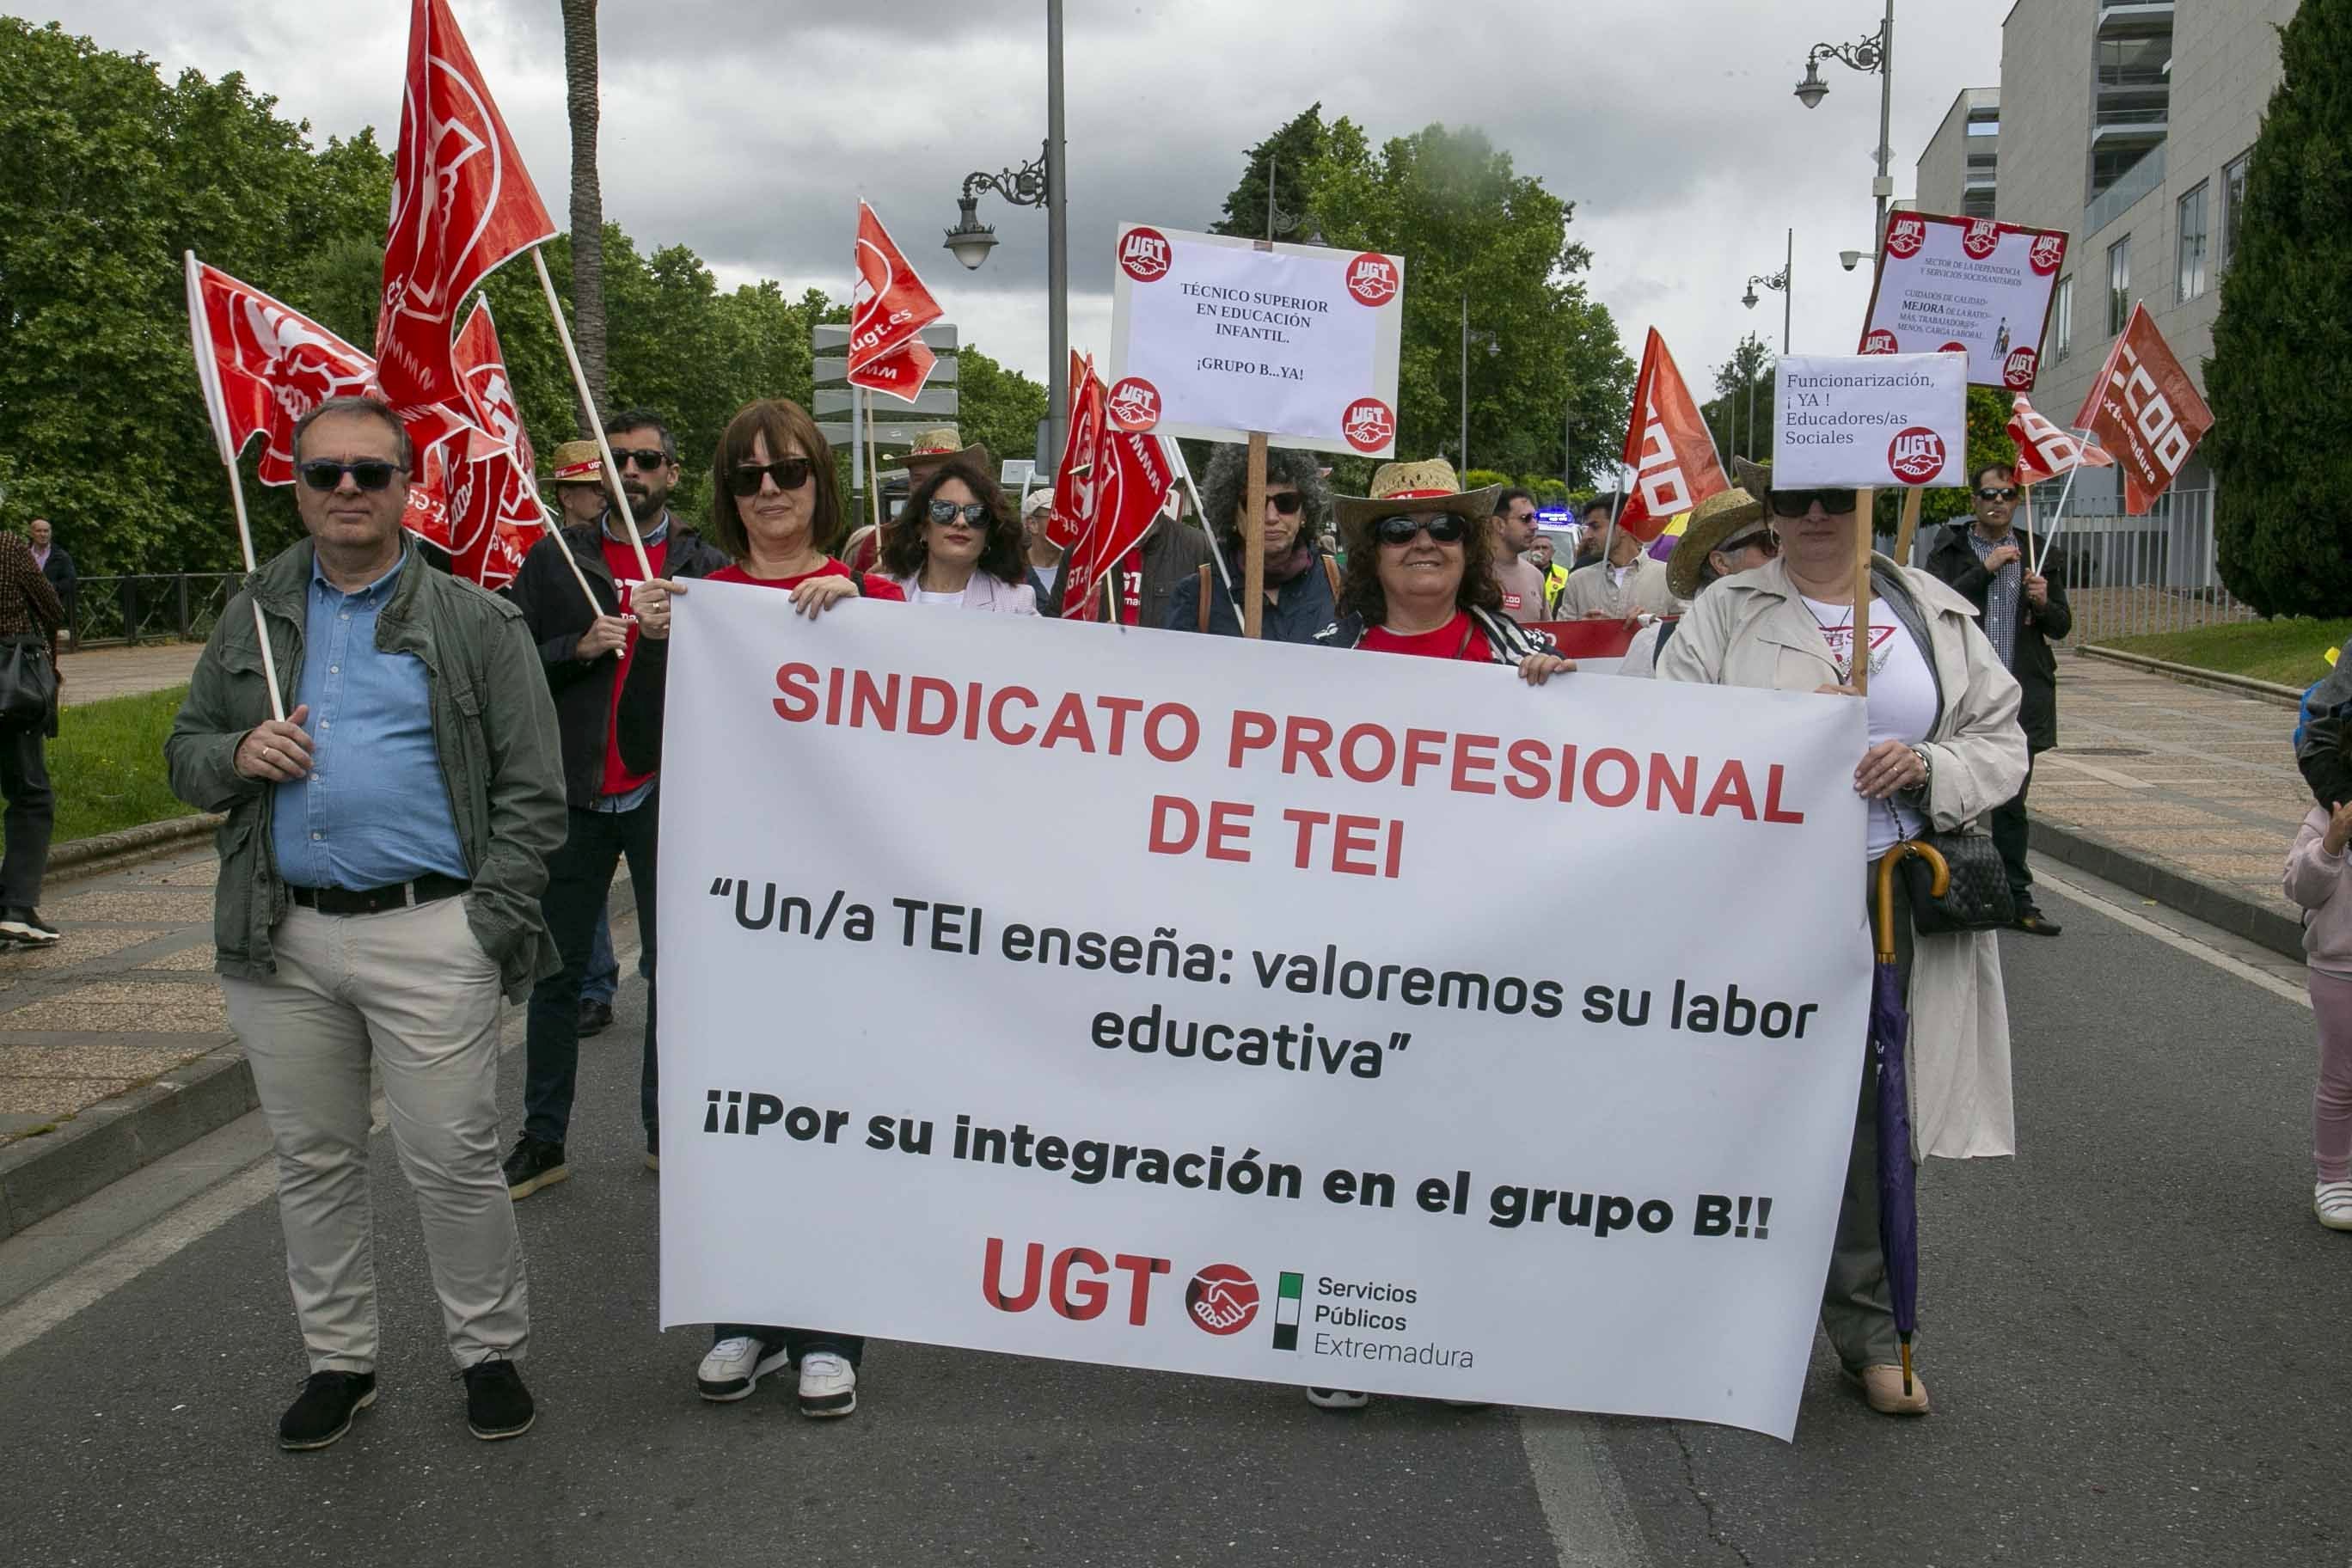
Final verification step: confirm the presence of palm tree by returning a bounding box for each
[560,0,606,426]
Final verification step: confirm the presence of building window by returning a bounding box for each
[1963,188,1998,218]
[2108,236,2132,334]
[2220,152,2249,271]
[2177,182,2209,303]
[2053,276,2074,359]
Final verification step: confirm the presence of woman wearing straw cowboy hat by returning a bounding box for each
[1312,458,1572,685]
[1617,486,1779,679]
[1657,456,2024,1418]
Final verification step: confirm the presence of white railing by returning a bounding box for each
[2047,481,2260,644]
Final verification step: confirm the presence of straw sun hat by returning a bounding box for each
[1331,457,1502,544]
[548,438,603,486]
[902,427,992,481]
[1665,487,1770,600]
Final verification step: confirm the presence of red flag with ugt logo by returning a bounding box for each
[1615,329,1726,543]
[848,201,944,403]
[441,298,548,589]
[2005,394,2115,487]
[1062,424,1175,622]
[1047,352,1103,553]
[2073,303,2213,516]
[377,0,556,411]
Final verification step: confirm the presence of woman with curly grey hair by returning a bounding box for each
[1163,444,1340,642]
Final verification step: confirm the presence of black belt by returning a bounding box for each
[289,873,469,916]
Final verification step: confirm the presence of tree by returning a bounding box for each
[955,345,1050,479]
[2208,0,2352,617]
[560,0,606,429]
[1211,104,1329,242]
[1213,115,1634,497]
[1700,334,1775,467]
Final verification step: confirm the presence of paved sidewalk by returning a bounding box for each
[58,642,204,707]
[2036,650,2311,938]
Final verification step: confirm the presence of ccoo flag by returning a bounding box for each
[2073,303,2211,517]
[848,201,945,403]
[2004,394,2114,487]
[1616,330,1727,544]
[377,0,557,411]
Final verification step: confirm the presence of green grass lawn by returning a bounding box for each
[51,683,199,844]
[2102,618,2352,689]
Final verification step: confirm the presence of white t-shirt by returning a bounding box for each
[1804,596,1936,856]
[913,588,965,605]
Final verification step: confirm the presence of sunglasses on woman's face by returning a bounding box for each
[1722,530,1779,557]
[928,500,990,528]
[1263,490,1305,517]
[298,459,400,492]
[726,457,814,497]
[1374,513,1467,546]
[1768,488,1859,518]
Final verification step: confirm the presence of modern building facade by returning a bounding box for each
[1917,87,2001,219]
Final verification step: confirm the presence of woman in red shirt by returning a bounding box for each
[622,397,892,1420]
[1312,458,1572,686]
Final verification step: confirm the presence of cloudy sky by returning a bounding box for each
[45,0,2003,410]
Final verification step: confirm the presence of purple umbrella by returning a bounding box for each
[1871,841,1948,1397]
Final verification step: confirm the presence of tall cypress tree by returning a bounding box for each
[2208,0,2352,617]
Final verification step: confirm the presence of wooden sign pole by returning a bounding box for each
[1851,487,1877,694]
[1891,487,1925,567]
[1242,432,1267,640]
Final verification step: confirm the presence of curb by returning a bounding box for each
[2076,646,2306,710]
[0,1042,254,1242]
[48,812,222,879]
[2032,817,2305,962]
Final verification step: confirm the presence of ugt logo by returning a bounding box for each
[1185,1264,1259,1336]
[1861,328,1898,355]
[1962,218,2001,260]
[2028,231,2066,275]
[1345,253,1399,307]
[982,1238,1169,1325]
[2003,347,2039,389]
[1341,396,1394,453]
[1884,216,1926,259]
[1107,377,1161,432]
[1119,227,1173,283]
[1888,426,1946,485]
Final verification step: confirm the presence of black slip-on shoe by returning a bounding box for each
[279,1369,376,1451]
[502,1136,569,1199]
[2012,908,2062,936]
[462,1358,535,1441]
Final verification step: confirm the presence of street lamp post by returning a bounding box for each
[1459,291,1498,473]
[1739,229,1794,460]
[944,0,1069,469]
[1794,0,1896,244]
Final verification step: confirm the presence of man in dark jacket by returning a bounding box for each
[503,408,729,1193]
[1164,443,1338,641]
[1053,488,1213,626]
[28,519,72,647]
[1925,461,2072,935]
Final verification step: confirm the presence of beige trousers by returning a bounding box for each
[223,899,529,1373]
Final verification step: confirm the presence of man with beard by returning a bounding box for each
[504,410,731,1193]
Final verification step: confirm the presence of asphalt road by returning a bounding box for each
[3,863,2346,1567]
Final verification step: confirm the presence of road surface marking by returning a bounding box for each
[2036,870,2308,1009]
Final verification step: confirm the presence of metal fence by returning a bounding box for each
[69,573,243,649]
[2044,481,2260,646]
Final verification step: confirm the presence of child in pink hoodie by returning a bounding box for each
[2283,800,2352,1229]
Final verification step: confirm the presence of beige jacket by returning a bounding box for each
[1657,554,2028,1160]
[1557,555,1681,620]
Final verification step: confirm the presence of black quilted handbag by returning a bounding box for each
[1897,830,2016,934]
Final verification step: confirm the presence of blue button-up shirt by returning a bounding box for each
[270,552,470,891]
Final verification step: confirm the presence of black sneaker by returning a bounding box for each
[578,997,614,1038]
[644,1127,659,1173]
[502,1136,569,1199]
[462,1358,535,1441]
[2012,906,2062,937]
[279,1369,376,1451]
[0,908,58,946]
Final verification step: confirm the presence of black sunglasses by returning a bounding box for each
[928,499,990,528]
[1373,513,1468,545]
[297,459,400,493]
[726,457,815,497]
[1264,490,1305,517]
[1768,488,1859,518]
[1721,530,1780,557]
[613,447,671,472]
[1975,487,2020,502]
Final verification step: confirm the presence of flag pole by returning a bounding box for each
[2032,438,2092,575]
[517,467,608,618]
[865,390,885,546]
[184,251,285,722]
[531,248,652,582]
[224,460,288,723]
[1851,488,1877,695]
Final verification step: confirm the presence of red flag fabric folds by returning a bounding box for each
[1047,352,1103,554]
[377,0,556,411]
[187,255,383,486]
[2004,394,2114,487]
[2073,303,2213,517]
[1616,330,1727,544]
[848,201,945,403]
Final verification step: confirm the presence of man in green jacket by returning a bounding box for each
[167,397,566,1452]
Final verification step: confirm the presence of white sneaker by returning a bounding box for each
[1305,1387,1369,1412]
[2316,1180,2352,1231]
[695,1335,788,1401]
[797,1351,857,1418]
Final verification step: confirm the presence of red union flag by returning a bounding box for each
[1061,425,1175,621]
[377,0,556,411]
[1048,352,1104,553]
[1615,330,1727,543]
[451,297,535,472]
[187,255,381,485]
[445,298,551,587]
[407,432,536,591]
[2005,394,2115,487]
[2074,303,2212,515]
[848,201,945,403]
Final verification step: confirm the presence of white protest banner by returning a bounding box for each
[1860,211,2068,391]
[657,585,1870,1440]
[1106,224,1404,456]
[1775,353,1969,488]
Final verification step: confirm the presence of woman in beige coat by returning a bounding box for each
[1657,466,2024,1419]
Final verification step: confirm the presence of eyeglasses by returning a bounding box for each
[1264,491,1305,517]
[1767,488,1859,518]
[297,459,399,493]
[1721,530,1779,557]
[1975,487,2020,502]
[612,447,671,472]
[1373,513,1467,546]
[726,457,815,497]
[928,500,990,528]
